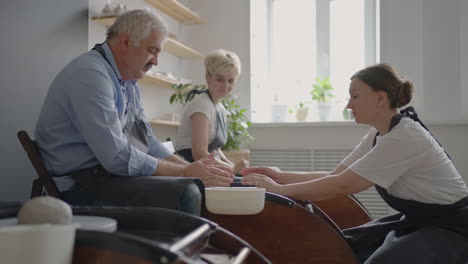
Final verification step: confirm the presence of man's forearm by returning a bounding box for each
[152,159,187,177]
[164,154,190,165]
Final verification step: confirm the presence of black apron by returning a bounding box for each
[176,90,228,162]
[60,43,202,215]
[343,106,468,263]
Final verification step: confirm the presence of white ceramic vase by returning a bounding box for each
[317,102,332,121]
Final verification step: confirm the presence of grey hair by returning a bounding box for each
[204,49,242,77]
[106,9,168,47]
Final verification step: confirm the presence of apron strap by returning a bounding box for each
[373,106,451,159]
[92,42,149,153]
[91,42,119,77]
[206,91,228,152]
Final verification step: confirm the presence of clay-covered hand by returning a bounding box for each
[185,152,234,187]
[241,173,283,194]
[233,159,249,175]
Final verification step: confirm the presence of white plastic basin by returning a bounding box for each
[205,187,266,215]
[0,224,76,264]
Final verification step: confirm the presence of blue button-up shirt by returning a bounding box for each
[35,43,172,191]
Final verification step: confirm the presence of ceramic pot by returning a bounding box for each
[317,101,332,121]
[296,107,309,121]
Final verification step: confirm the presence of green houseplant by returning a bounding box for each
[310,77,335,121]
[311,77,334,103]
[169,83,207,105]
[169,83,206,121]
[221,94,254,164]
[221,94,254,151]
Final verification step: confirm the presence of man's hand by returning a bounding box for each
[185,152,234,187]
[241,166,283,183]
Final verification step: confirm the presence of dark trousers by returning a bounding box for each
[365,226,468,264]
[61,166,202,215]
[344,213,468,264]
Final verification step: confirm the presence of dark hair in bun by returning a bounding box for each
[352,63,414,108]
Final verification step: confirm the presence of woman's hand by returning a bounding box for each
[185,152,234,187]
[240,166,283,183]
[233,159,249,175]
[241,173,283,194]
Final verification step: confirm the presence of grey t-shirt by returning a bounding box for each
[175,93,226,151]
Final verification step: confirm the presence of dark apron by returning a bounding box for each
[60,43,201,214]
[176,90,227,162]
[343,107,468,263]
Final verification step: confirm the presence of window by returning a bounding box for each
[250,0,379,122]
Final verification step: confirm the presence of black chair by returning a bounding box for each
[17,130,61,199]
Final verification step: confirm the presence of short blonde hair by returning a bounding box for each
[204,49,241,77]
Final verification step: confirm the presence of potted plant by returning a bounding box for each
[169,83,207,105]
[221,94,254,164]
[289,101,310,121]
[310,77,334,121]
[169,83,206,121]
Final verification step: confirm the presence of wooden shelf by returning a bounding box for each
[165,37,204,59]
[91,16,203,59]
[148,119,180,127]
[140,72,179,88]
[90,15,115,27]
[144,0,206,24]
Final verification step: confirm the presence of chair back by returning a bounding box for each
[17,130,61,198]
[162,141,176,154]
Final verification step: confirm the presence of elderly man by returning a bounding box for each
[35,10,233,215]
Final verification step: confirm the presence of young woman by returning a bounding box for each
[242,63,468,263]
[175,49,248,175]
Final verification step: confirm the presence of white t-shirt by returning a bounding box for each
[341,117,468,205]
[175,93,226,151]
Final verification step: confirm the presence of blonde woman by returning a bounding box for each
[175,49,248,175]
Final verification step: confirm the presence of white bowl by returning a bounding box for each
[0,224,75,264]
[205,187,266,215]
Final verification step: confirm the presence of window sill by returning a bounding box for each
[251,119,468,128]
[251,120,363,128]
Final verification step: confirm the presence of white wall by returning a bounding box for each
[0,0,88,201]
[380,0,468,122]
[462,0,468,116]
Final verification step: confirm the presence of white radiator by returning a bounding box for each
[250,149,392,219]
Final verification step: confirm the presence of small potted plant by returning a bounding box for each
[221,94,254,164]
[289,101,310,121]
[310,77,334,121]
